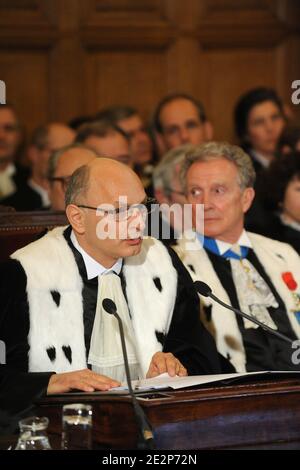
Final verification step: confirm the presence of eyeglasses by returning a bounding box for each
[0,124,19,133]
[48,176,71,191]
[77,197,158,221]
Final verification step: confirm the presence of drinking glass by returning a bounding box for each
[15,416,52,450]
[61,403,92,450]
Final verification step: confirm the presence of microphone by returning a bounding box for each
[102,298,155,449]
[194,280,294,345]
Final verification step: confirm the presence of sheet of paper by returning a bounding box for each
[113,370,300,392]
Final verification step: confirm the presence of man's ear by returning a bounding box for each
[204,121,214,141]
[66,204,85,234]
[242,187,255,213]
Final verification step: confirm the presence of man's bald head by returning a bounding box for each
[65,158,147,268]
[47,123,75,150]
[66,157,144,207]
[49,144,97,210]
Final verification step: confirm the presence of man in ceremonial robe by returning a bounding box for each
[0,158,228,432]
[174,142,300,373]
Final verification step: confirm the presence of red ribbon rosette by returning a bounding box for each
[282,272,298,291]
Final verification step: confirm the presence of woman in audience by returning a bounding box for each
[254,151,300,254]
[234,87,286,232]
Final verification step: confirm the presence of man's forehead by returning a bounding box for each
[188,158,238,180]
[87,163,144,200]
[0,108,18,123]
[163,99,198,116]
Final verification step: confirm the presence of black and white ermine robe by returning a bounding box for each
[0,226,229,433]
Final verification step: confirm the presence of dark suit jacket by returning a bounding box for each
[0,183,44,211]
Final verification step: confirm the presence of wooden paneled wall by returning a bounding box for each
[0,0,299,142]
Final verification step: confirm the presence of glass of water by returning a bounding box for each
[15,416,52,450]
[61,403,93,450]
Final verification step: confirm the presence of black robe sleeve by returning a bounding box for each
[0,261,54,434]
[162,247,235,374]
[0,366,53,435]
[0,259,31,371]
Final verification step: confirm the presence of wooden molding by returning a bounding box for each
[0,2,57,49]
[195,8,292,48]
[0,26,58,49]
[80,21,176,50]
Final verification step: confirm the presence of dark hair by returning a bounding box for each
[277,126,300,154]
[95,105,137,124]
[75,119,130,144]
[234,87,284,145]
[68,115,93,130]
[263,151,300,211]
[65,164,91,206]
[152,93,207,134]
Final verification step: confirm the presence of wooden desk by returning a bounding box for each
[36,377,300,450]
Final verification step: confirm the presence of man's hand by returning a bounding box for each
[146,352,187,379]
[47,369,120,394]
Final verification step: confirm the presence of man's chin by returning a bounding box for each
[122,238,143,256]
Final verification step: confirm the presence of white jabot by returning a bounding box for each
[70,230,122,279]
[0,163,16,199]
[28,179,50,208]
[88,273,140,382]
[70,231,137,381]
[230,259,279,330]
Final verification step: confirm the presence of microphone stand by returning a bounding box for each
[194,278,294,346]
[208,292,294,345]
[111,309,155,449]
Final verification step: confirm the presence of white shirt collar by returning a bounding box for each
[28,178,50,208]
[215,230,252,255]
[280,213,300,232]
[2,163,16,177]
[251,150,271,169]
[70,230,123,280]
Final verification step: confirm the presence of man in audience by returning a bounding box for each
[0,158,227,405]
[152,145,189,244]
[96,106,153,168]
[1,123,75,211]
[174,141,300,373]
[0,104,27,200]
[76,120,133,167]
[152,93,213,155]
[48,143,97,211]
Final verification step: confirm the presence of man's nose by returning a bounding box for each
[0,127,7,140]
[202,192,213,209]
[179,127,190,143]
[265,119,275,133]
